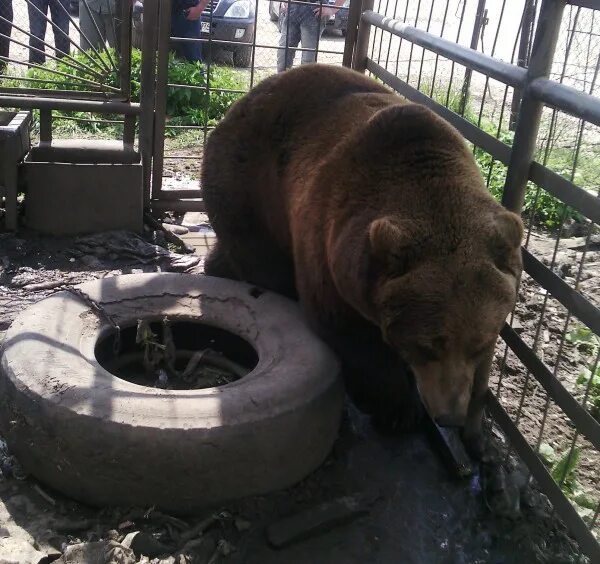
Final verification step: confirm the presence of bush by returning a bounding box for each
[8,48,245,132]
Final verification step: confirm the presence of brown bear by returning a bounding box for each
[201,64,523,448]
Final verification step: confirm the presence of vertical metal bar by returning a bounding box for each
[139,0,159,207]
[39,109,52,145]
[458,0,486,115]
[151,0,172,200]
[123,115,136,149]
[119,0,132,101]
[352,0,375,71]
[509,0,537,130]
[343,0,365,66]
[501,0,567,213]
[4,141,18,231]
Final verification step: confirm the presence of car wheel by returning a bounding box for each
[0,273,343,514]
[233,46,252,68]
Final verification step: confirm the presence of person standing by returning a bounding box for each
[28,0,71,65]
[171,0,209,63]
[79,0,118,51]
[0,0,13,73]
[277,0,344,72]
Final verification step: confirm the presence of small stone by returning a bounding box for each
[162,223,189,236]
[234,517,251,532]
[122,531,172,559]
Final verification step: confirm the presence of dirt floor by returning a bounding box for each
[0,221,595,563]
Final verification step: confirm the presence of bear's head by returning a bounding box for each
[368,209,523,428]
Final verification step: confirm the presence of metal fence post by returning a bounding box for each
[509,0,536,130]
[139,0,159,208]
[150,0,172,204]
[458,0,487,116]
[343,0,365,67]
[351,0,374,72]
[501,0,566,213]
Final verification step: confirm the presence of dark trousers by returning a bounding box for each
[28,0,70,64]
[170,9,202,62]
[0,0,13,73]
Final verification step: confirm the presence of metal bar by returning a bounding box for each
[458,0,487,115]
[487,392,600,563]
[510,0,536,129]
[500,324,600,452]
[0,86,122,100]
[0,94,140,114]
[123,116,136,149]
[501,0,566,213]
[529,77,600,128]
[0,56,121,93]
[169,36,344,56]
[153,189,202,200]
[0,16,106,81]
[167,83,247,94]
[522,249,600,337]
[119,0,133,100]
[151,199,206,212]
[39,109,52,145]
[78,0,119,71]
[361,10,527,87]
[152,0,172,200]
[529,162,600,225]
[352,0,375,71]
[365,59,512,163]
[21,0,113,75]
[139,0,159,208]
[566,0,599,7]
[343,0,364,66]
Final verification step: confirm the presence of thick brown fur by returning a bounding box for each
[202,64,523,445]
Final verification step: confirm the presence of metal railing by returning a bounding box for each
[348,0,600,559]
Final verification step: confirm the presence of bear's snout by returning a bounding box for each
[412,362,474,429]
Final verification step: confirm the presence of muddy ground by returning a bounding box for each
[0,221,595,563]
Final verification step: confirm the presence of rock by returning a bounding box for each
[56,540,135,564]
[176,537,216,563]
[234,517,251,532]
[181,212,212,233]
[162,223,189,236]
[0,537,46,564]
[121,531,172,559]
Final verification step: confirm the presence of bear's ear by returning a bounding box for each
[368,216,419,274]
[491,210,523,250]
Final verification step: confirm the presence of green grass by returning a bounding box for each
[2,48,246,135]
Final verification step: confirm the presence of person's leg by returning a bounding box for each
[0,0,13,72]
[277,5,301,72]
[28,0,49,64]
[299,6,325,65]
[103,12,118,49]
[79,2,103,50]
[49,0,70,58]
[170,10,202,62]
